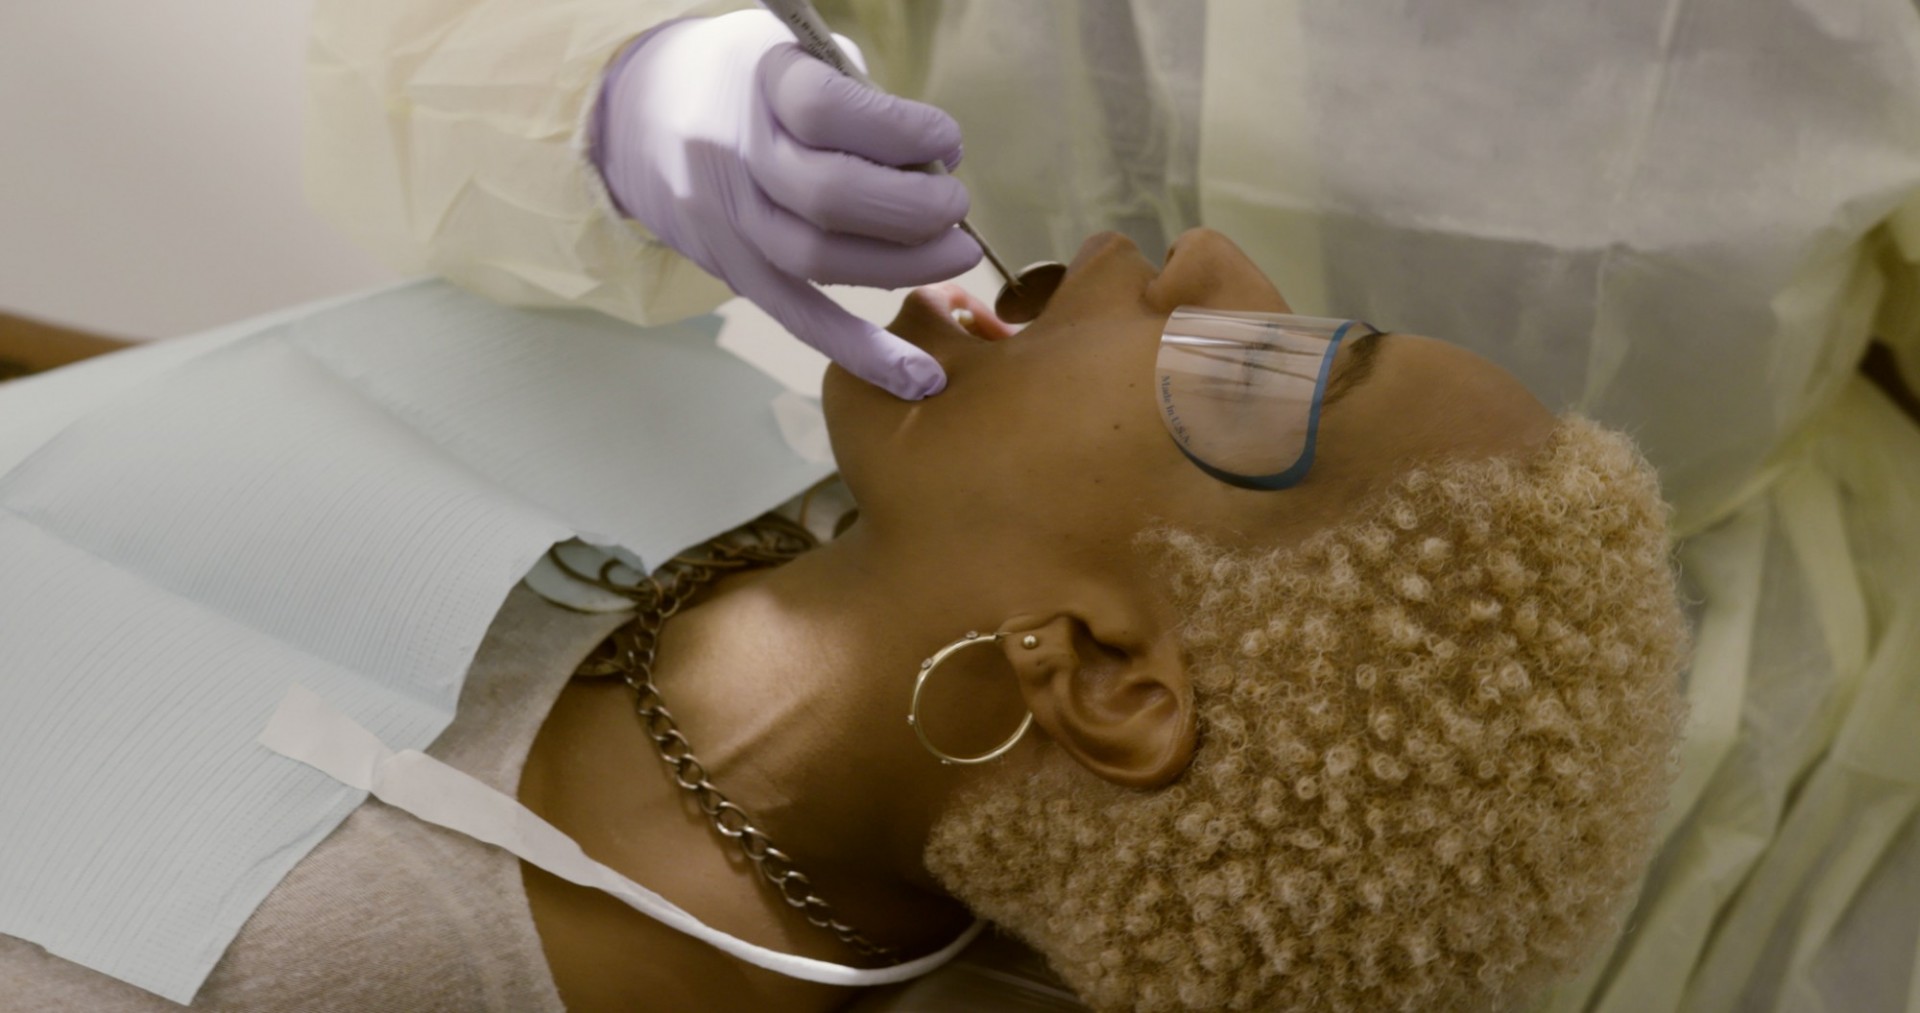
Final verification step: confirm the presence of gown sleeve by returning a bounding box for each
[304,0,751,326]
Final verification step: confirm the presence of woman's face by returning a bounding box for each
[821,229,1556,572]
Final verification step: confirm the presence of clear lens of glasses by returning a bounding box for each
[1155,308,1379,490]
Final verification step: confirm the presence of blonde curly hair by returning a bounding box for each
[925,417,1690,1012]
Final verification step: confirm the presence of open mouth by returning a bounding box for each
[909,283,1016,342]
[884,283,1018,382]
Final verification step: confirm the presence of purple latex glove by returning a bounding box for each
[593,11,981,399]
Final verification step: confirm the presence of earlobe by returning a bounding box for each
[1002,616,1197,789]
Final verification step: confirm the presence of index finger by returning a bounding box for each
[758,44,964,168]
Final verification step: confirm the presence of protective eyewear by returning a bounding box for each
[1156,308,1381,491]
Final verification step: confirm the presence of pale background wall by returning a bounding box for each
[0,1,399,340]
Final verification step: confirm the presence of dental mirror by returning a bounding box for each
[993,261,1068,324]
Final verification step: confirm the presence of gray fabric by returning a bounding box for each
[0,585,627,1012]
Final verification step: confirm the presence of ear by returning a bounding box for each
[1001,612,1196,789]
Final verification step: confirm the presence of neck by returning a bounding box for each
[640,524,995,951]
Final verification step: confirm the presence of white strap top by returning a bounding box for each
[256,681,984,987]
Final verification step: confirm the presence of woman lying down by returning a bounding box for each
[2,229,1688,1012]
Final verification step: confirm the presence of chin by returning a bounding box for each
[819,358,949,536]
[818,361,884,502]
[818,361,860,451]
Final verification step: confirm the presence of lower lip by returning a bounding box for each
[889,289,987,379]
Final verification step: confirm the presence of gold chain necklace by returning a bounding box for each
[548,513,897,962]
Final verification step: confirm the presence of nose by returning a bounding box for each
[1066,230,1142,275]
[1148,228,1292,315]
[1002,230,1158,324]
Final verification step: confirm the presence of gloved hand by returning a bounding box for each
[593,10,981,399]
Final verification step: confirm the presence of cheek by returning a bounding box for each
[822,317,1175,535]
[983,339,1173,504]
[988,399,1176,542]
[820,361,1045,534]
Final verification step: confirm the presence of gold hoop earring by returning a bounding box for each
[908,631,1035,765]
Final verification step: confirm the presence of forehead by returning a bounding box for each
[1318,335,1558,481]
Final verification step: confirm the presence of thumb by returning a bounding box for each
[740,268,947,400]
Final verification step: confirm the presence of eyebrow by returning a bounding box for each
[1319,332,1388,410]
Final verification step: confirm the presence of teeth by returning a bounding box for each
[951,308,976,331]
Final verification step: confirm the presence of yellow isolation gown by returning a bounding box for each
[307,2,1920,1008]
